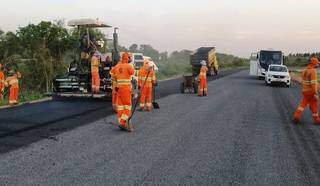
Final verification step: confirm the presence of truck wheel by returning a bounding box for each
[180,83,185,94]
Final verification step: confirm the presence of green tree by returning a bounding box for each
[16,21,73,92]
[129,44,138,52]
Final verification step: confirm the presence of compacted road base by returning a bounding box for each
[1,70,320,185]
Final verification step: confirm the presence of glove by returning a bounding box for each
[153,82,158,87]
[138,86,141,90]
[115,87,119,92]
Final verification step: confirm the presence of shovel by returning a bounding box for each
[152,86,160,109]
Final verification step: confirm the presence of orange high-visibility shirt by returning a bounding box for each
[5,76,19,88]
[113,63,135,88]
[138,66,156,88]
[0,71,5,90]
[91,56,100,73]
[110,64,120,87]
[302,68,318,94]
[199,66,208,79]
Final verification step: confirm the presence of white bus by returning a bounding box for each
[250,50,284,78]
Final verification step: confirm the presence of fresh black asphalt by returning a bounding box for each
[1,69,320,185]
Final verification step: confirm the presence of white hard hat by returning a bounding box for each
[200,60,207,66]
[97,40,105,48]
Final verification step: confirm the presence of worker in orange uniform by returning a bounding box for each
[198,60,208,97]
[5,70,21,106]
[138,59,157,111]
[91,51,101,93]
[112,52,135,131]
[0,64,5,102]
[293,55,320,124]
[110,61,120,112]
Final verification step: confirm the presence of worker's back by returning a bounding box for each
[114,63,134,88]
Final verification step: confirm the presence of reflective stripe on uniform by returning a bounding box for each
[121,114,129,121]
[9,79,18,85]
[146,103,152,107]
[117,105,132,111]
[297,106,304,111]
[200,72,206,76]
[116,79,132,85]
[9,100,17,104]
[302,80,317,84]
[313,113,319,117]
[138,77,154,82]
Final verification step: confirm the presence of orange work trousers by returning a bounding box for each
[294,92,320,122]
[91,71,100,93]
[198,78,208,96]
[9,86,19,105]
[140,86,152,111]
[0,86,4,102]
[0,92,3,102]
[112,88,118,112]
[117,87,132,127]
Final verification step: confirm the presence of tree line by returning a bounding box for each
[284,53,320,67]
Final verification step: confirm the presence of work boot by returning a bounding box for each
[118,124,126,130]
[118,124,128,131]
[313,117,320,125]
[138,107,145,112]
[127,125,134,132]
[292,118,301,125]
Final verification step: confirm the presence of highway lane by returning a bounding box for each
[1,70,320,185]
[0,69,240,154]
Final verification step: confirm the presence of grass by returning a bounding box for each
[0,89,48,106]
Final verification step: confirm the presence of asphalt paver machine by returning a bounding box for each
[52,18,120,98]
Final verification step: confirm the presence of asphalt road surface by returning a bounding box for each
[1,69,320,185]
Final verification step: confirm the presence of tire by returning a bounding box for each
[180,82,185,94]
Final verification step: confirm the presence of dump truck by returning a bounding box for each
[52,18,120,98]
[190,47,219,76]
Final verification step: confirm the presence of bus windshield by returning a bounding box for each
[259,51,282,70]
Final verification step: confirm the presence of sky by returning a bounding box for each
[0,0,320,57]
